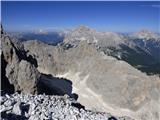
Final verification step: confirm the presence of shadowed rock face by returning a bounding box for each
[1,52,15,94]
[1,26,40,94]
[38,74,78,99]
[23,40,160,120]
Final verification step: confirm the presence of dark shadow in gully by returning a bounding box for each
[38,74,78,100]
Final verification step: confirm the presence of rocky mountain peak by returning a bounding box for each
[133,29,158,40]
[75,25,94,32]
[64,25,124,47]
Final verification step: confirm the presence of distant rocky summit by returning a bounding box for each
[64,25,125,47]
[131,29,159,40]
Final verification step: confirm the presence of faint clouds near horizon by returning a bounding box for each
[1,1,160,33]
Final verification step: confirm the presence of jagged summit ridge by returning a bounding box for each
[131,29,159,40]
[75,25,94,32]
[64,25,125,47]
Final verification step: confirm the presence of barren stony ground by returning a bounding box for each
[0,93,133,120]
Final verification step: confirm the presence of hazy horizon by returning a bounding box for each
[1,1,160,33]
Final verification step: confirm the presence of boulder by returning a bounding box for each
[17,60,40,94]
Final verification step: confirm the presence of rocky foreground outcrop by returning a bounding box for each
[0,93,133,120]
[1,25,40,94]
[1,25,77,96]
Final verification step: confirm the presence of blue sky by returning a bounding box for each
[1,1,160,33]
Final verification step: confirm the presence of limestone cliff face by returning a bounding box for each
[23,40,160,120]
[1,26,40,94]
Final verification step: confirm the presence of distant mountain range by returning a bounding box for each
[63,25,160,75]
[8,25,160,74]
[8,31,66,45]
